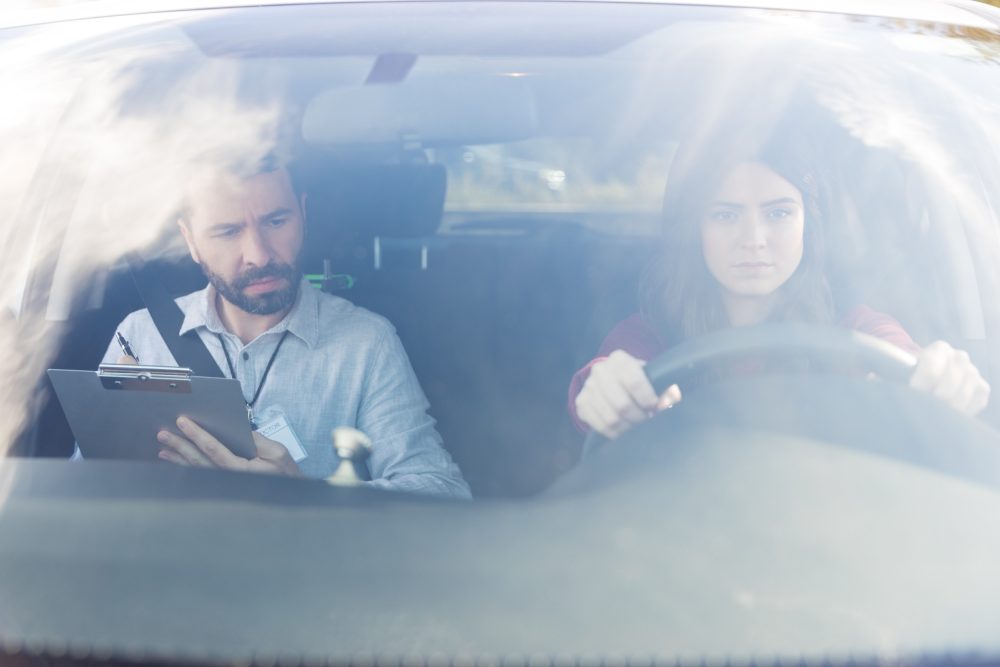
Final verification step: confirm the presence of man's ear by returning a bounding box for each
[177,218,201,264]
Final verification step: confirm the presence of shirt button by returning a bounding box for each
[242,352,249,361]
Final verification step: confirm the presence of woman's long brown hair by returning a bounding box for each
[639,132,835,344]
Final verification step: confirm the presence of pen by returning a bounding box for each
[115,331,140,363]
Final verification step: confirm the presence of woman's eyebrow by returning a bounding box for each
[710,197,799,209]
[760,197,799,207]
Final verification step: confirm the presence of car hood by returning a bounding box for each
[2,417,1000,664]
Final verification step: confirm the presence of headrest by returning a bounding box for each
[306,163,446,239]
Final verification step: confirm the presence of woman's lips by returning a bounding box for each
[733,261,773,269]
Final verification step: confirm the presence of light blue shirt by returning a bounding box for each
[100,278,471,499]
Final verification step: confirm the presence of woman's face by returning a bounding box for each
[700,161,805,301]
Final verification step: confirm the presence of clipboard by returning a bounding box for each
[48,364,256,461]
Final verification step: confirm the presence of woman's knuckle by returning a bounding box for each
[609,397,630,414]
[624,377,647,395]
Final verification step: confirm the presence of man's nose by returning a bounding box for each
[738,213,767,248]
[241,226,274,266]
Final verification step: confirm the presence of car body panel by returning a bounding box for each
[3,0,1000,664]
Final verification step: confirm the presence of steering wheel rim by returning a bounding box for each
[582,323,918,454]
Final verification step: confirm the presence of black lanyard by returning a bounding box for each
[218,329,290,428]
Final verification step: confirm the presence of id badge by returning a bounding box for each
[255,407,308,462]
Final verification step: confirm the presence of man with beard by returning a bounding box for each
[97,163,471,499]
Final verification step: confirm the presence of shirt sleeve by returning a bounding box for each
[358,327,472,500]
[567,313,666,432]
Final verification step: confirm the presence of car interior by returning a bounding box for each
[11,5,1000,499]
[18,156,655,497]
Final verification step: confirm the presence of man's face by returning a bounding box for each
[180,168,306,315]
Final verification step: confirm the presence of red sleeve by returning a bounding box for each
[839,304,921,355]
[567,314,666,432]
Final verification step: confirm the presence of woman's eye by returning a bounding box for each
[709,210,738,223]
[768,207,793,220]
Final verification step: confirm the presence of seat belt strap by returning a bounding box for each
[126,253,224,378]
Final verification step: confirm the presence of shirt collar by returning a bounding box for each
[178,277,319,348]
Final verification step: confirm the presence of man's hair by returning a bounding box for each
[177,152,301,227]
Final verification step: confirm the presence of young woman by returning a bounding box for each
[569,142,990,438]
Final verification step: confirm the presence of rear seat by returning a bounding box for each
[301,159,654,496]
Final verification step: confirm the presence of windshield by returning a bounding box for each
[4,1,1000,662]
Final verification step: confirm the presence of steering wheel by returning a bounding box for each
[582,323,918,454]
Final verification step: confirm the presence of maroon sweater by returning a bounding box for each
[567,306,920,431]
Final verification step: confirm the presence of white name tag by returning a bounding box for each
[256,412,308,463]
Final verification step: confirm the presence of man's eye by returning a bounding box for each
[267,217,288,227]
[214,227,240,238]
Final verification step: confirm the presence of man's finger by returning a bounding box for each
[176,416,248,470]
[248,432,302,477]
[251,431,284,457]
[158,448,188,466]
[117,355,138,365]
[157,430,213,467]
[251,431,297,462]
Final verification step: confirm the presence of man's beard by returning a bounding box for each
[203,262,301,315]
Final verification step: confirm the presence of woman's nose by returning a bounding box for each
[738,214,767,248]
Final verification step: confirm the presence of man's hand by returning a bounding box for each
[157,416,302,477]
[575,349,682,439]
[910,340,991,416]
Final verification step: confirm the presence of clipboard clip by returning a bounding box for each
[98,364,194,393]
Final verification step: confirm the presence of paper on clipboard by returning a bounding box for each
[48,364,256,461]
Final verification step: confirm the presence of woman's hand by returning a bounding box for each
[909,341,990,416]
[575,350,681,438]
